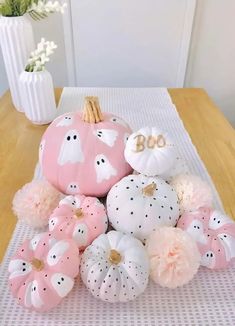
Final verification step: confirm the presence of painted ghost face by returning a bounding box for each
[201,251,216,268]
[94,154,117,183]
[59,195,81,208]
[66,183,80,194]
[49,217,58,232]
[110,116,128,128]
[218,233,235,261]
[72,223,88,247]
[39,139,45,165]
[47,241,70,266]
[93,129,118,147]
[30,234,44,251]
[8,259,32,279]
[209,211,232,230]
[51,273,74,298]
[25,280,44,309]
[58,130,84,166]
[56,115,74,127]
[186,220,207,244]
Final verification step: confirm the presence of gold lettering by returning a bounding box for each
[156,135,166,148]
[147,135,157,149]
[134,134,146,152]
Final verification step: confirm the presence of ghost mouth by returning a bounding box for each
[109,249,122,265]
[31,258,44,271]
[74,208,83,219]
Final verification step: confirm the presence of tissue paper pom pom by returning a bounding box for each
[170,174,213,214]
[13,180,61,228]
[146,227,201,288]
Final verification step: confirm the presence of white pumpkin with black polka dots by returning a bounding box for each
[106,174,179,242]
[124,126,177,176]
[80,231,149,303]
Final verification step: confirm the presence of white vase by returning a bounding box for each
[0,16,35,112]
[19,70,57,125]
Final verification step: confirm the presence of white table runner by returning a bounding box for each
[1,88,234,326]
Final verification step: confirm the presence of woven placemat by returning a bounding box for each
[0,88,234,326]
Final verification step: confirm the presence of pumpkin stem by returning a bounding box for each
[31,258,44,271]
[142,182,156,196]
[75,208,83,219]
[109,249,122,265]
[82,96,104,123]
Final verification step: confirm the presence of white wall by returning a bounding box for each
[0,1,234,126]
[185,0,235,126]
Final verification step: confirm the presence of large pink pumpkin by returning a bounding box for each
[40,96,132,196]
[49,195,108,250]
[177,207,235,269]
[8,232,79,312]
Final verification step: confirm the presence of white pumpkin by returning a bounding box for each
[106,174,179,242]
[124,126,176,176]
[80,231,149,303]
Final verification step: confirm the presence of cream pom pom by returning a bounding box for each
[12,180,61,228]
[170,174,213,215]
[146,227,201,288]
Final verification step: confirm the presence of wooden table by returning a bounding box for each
[0,88,234,262]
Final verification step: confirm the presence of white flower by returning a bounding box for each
[28,1,67,15]
[25,38,57,72]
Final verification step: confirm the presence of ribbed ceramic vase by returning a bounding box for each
[19,70,57,125]
[0,16,35,112]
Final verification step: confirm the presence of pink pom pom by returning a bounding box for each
[146,227,201,288]
[12,180,61,228]
[170,174,213,214]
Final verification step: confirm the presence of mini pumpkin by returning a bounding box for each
[80,230,149,303]
[8,232,79,312]
[40,96,132,197]
[177,207,235,269]
[124,126,176,176]
[49,195,108,249]
[107,174,179,242]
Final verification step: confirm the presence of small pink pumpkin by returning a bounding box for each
[49,195,108,249]
[177,207,235,269]
[8,232,79,312]
[40,96,132,196]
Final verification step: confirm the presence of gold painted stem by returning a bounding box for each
[142,182,156,196]
[82,96,103,123]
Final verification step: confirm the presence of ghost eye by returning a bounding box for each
[73,185,76,188]
[97,161,100,165]
[113,118,117,122]
[210,253,213,257]
[213,218,216,221]
[73,135,77,140]
[101,158,105,163]
[217,220,220,224]
[207,253,209,257]
[197,226,200,229]
[65,117,68,119]
[67,136,71,141]
[194,226,197,229]
[52,255,56,259]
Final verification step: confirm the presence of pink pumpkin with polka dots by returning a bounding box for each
[177,207,235,269]
[49,195,108,250]
[40,96,132,197]
[8,232,79,312]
